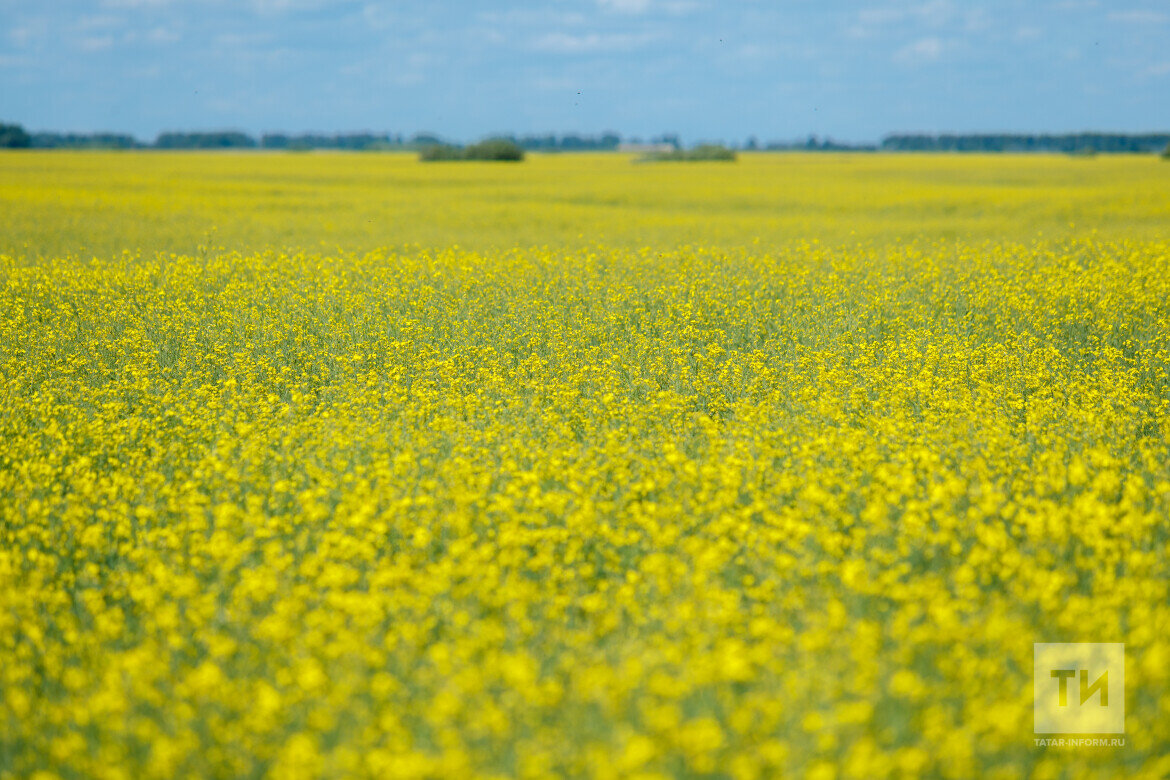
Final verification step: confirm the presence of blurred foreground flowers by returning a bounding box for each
[1,153,1168,778]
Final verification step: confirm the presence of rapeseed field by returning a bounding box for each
[1,152,1168,778]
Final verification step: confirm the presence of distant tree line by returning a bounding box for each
[262,132,625,152]
[0,123,32,147]
[155,131,257,149]
[0,124,634,151]
[3,121,1170,154]
[501,132,624,151]
[419,138,525,162]
[640,144,737,162]
[880,133,1170,154]
[760,135,877,152]
[262,132,409,150]
[31,132,141,149]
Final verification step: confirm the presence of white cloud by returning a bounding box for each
[213,31,272,48]
[8,22,46,48]
[598,0,653,14]
[1107,10,1168,24]
[391,71,425,87]
[893,36,944,64]
[250,0,335,12]
[856,7,906,28]
[659,0,703,12]
[915,0,957,27]
[850,1,986,38]
[77,35,116,52]
[100,0,176,7]
[735,43,773,63]
[531,31,659,54]
[476,27,507,46]
[75,15,124,31]
[478,9,589,28]
[530,74,581,91]
[128,63,162,78]
[596,0,700,14]
[144,26,180,44]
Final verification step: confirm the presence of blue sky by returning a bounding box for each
[1,0,1167,143]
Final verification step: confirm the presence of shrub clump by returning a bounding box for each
[641,144,737,162]
[0,122,32,148]
[420,138,525,162]
[418,144,463,161]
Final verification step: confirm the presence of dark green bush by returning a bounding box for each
[641,144,736,162]
[464,138,524,161]
[419,138,525,162]
[0,122,32,148]
[418,144,465,161]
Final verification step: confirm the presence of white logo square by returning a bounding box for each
[1034,643,1124,734]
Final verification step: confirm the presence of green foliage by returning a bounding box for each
[1161,143,1170,160]
[464,138,525,161]
[419,138,525,162]
[418,144,467,161]
[883,132,1170,154]
[154,131,257,149]
[641,144,737,162]
[0,122,32,149]
[261,132,407,150]
[31,132,141,149]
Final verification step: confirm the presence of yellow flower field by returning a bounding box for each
[1,151,1168,778]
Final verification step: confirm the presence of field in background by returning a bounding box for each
[2,152,1169,778]
[3,151,1169,256]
